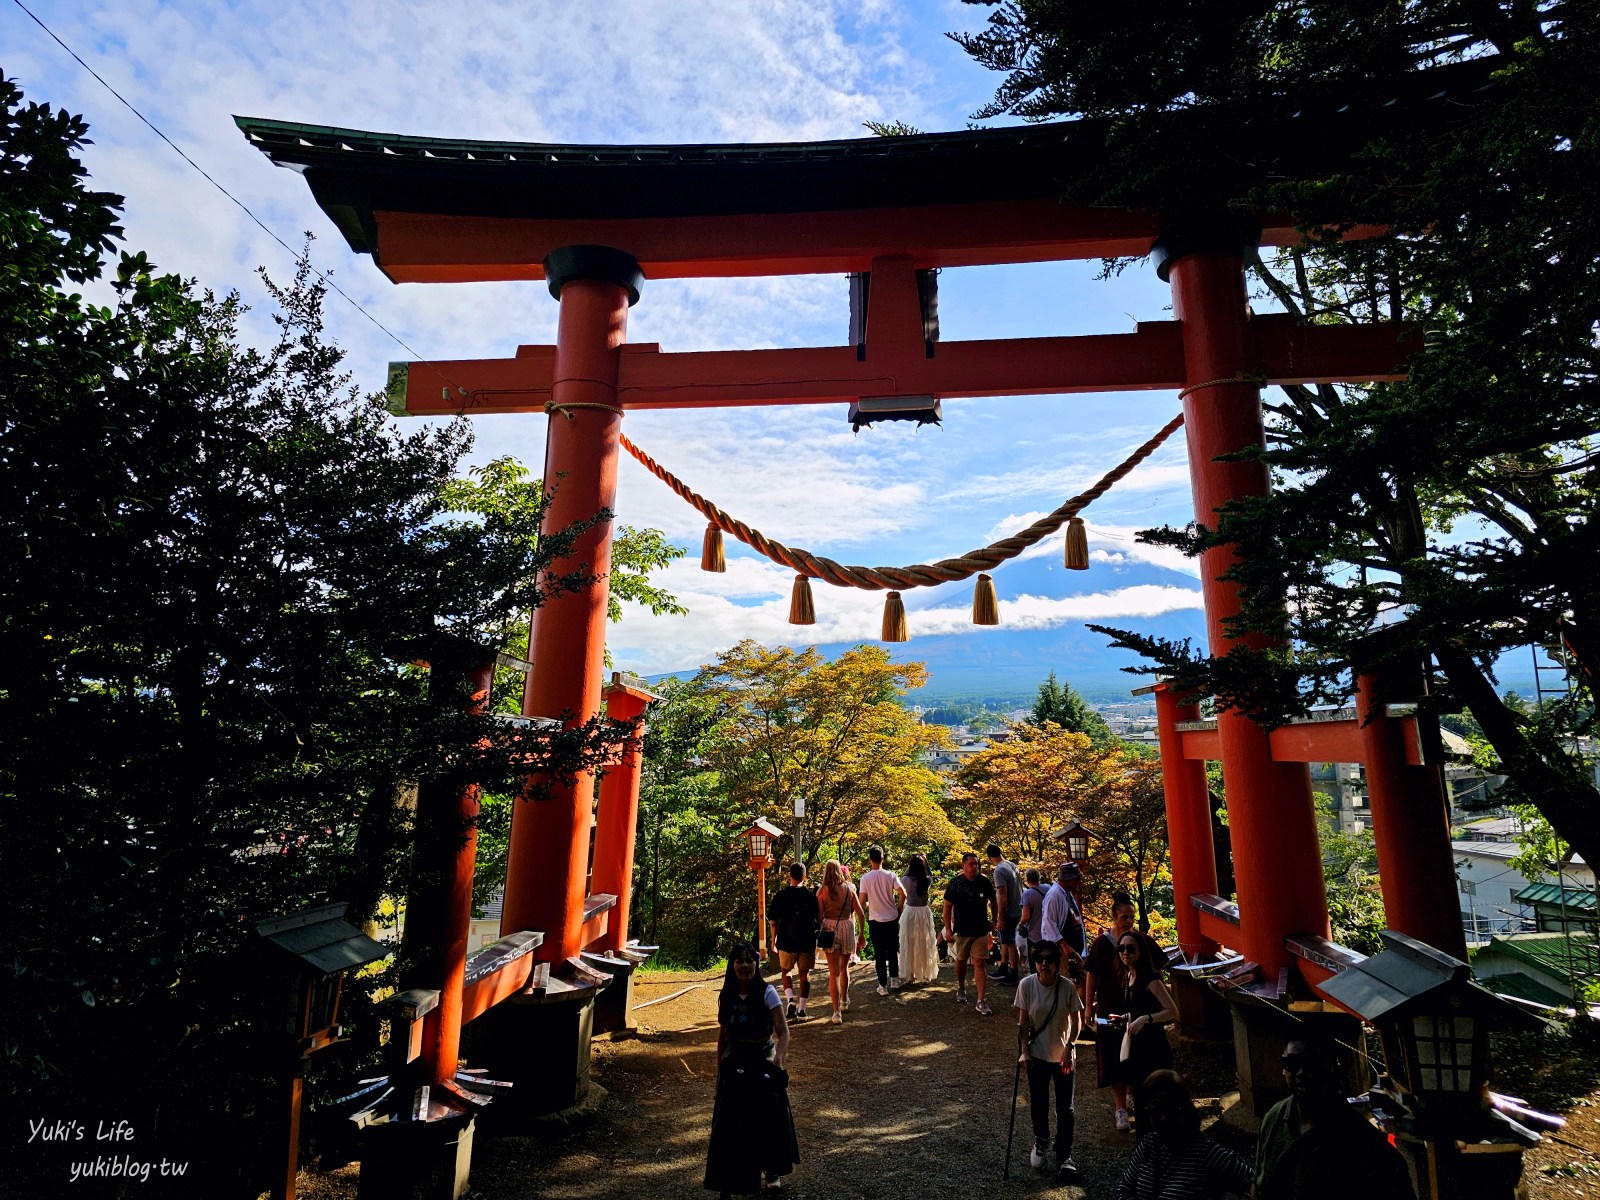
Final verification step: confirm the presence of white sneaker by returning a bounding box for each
[843,994,850,1011]
[1115,1107,1130,1132]
[1029,1140,1047,1169]
[876,984,889,996]
[955,988,967,1004]
[889,977,903,990]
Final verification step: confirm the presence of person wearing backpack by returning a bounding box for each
[1016,867,1051,960]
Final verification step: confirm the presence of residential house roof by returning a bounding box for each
[1483,931,1595,980]
[1513,883,1597,914]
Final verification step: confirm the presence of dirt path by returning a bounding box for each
[305,958,1224,1199]
[299,959,1598,1199]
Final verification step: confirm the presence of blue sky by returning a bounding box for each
[6,1,1205,676]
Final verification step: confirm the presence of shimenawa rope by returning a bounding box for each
[616,413,1187,592]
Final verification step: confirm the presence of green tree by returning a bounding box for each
[1316,804,1389,956]
[0,76,625,1193]
[955,722,1170,923]
[958,2,1600,870]
[440,455,686,636]
[692,642,960,868]
[439,456,686,906]
[633,677,745,963]
[1030,670,1114,744]
[625,646,960,967]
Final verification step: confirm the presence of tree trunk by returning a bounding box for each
[1435,641,1600,871]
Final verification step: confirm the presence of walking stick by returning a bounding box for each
[1002,1046,1023,1181]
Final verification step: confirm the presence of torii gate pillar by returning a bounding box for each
[1159,227,1330,978]
[1153,681,1219,964]
[501,247,642,962]
[1357,670,1467,958]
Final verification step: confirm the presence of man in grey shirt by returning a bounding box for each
[987,842,1023,986]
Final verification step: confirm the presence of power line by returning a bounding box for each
[9,0,461,395]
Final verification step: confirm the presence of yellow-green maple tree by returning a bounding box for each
[693,641,959,867]
[953,722,1171,924]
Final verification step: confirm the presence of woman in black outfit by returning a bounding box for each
[704,940,797,1197]
[1113,932,1177,1115]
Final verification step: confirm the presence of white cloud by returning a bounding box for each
[608,573,1202,674]
[941,449,1191,505]
[8,0,1195,681]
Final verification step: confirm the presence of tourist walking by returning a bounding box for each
[1255,1032,1415,1200]
[816,860,866,1024]
[704,941,797,1198]
[898,853,939,983]
[942,851,998,1015]
[1116,1070,1253,1200]
[767,861,819,1022]
[1017,867,1050,960]
[1015,942,1084,1185]
[986,843,1023,986]
[1085,892,1163,1131]
[1111,931,1177,1112]
[840,863,862,966]
[859,846,906,996]
[1040,862,1088,975]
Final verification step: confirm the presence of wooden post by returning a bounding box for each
[502,248,640,960]
[275,1068,303,1200]
[1153,682,1219,962]
[1161,229,1329,976]
[590,677,654,953]
[1357,672,1467,958]
[404,654,496,1088]
[756,863,768,952]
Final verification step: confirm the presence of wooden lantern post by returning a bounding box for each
[742,818,784,952]
[255,905,386,1200]
[1056,819,1094,866]
[1320,930,1552,1199]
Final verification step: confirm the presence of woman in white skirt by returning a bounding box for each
[816,860,866,1023]
[898,853,939,983]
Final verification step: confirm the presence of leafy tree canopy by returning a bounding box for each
[692,641,961,867]
[625,645,960,965]
[1030,670,1114,744]
[0,75,627,1192]
[952,721,1171,925]
[959,3,1600,869]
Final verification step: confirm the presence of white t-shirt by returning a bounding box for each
[858,867,902,922]
[1015,973,1083,1063]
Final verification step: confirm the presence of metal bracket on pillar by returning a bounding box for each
[1151,212,1263,282]
[542,245,644,305]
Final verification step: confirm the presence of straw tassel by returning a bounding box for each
[1064,516,1090,570]
[789,575,816,625]
[972,573,999,625]
[881,591,909,642]
[700,522,726,573]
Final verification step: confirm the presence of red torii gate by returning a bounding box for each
[238,96,1465,1124]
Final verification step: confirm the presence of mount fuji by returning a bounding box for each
[832,544,1206,704]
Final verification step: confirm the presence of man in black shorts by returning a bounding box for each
[942,852,998,1015]
[767,861,819,1021]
